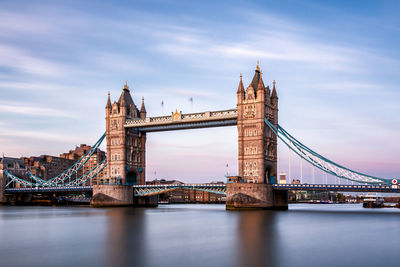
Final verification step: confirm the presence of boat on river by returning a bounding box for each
[363,193,384,208]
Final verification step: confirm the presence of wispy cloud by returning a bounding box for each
[0,81,76,92]
[0,44,66,77]
[0,128,82,143]
[0,102,77,118]
[0,10,54,36]
[309,81,380,94]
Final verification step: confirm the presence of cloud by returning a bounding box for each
[0,128,82,143]
[0,102,77,118]
[154,28,362,73]
[0,10,54,36]
[167,88,218,98]
[309,81,380,94]
[0,43,66,77]
[0,81,76,92]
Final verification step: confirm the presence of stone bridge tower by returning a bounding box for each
[237,63,278,184]
[0,158,5,203]
[227,63,287,210]
[105,82,146,185]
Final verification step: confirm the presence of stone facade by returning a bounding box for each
[91,184,134,207]
[237,63,278,184]
[0,157,30,203]
[227,63,287,210]
[105,82,146,185]
[0,163,4,203]
[23,155,75,181]
[226,183,288,210]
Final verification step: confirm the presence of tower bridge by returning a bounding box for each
[1,63,396,208]
[124,109,238,132]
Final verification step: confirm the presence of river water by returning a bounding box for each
[0,204,399,267]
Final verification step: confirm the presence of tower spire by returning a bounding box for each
[106,91,111,108]
[237,73,245,94]
[140,97,146,113]
[123,81,130,91]
[140,97,146,118]
[256,60,260,72]
[271,80,278,98]
[257,71,265,91]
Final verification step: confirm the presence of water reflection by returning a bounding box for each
[0,204,399,267]
[236,210,277,267]
[105,208,146,267]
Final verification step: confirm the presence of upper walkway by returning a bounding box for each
[124,109,237,132]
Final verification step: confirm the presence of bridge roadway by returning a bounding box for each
[4,183,400,195]
[124,109,238,132]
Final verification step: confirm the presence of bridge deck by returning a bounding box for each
[273,184,400,193]
[5,183,399,195]
[124,109,237,132]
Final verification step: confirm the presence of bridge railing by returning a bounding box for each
[125,109,238,128]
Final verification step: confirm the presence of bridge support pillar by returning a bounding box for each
[0,170,5,204]
[91,185,158,207]
[0,189,5,204]
[91,185,134,207]
[226,184,288,210]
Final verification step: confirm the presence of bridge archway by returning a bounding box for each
[126,170,138,185]
[265,168,270,184]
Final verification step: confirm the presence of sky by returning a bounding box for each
[0,0,399,183]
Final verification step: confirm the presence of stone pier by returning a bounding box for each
[91,185,158,207]
[0,189,5,205]
[0,169,5,204]
[91,185,134,207]
[226,184,288,210]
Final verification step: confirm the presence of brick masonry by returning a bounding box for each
[91,185,134,207]
[91,185,158,207]
[226,183,288,210]
[0,169,4,204]
[228,63,288,209]
[105,82,146,185]
[237,64,278,184]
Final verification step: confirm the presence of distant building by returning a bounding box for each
[60,144,106,185]
[23,155,75,181]
[279,173,287,184]
[2,143,106,188]
[0,157,29,187]
[147,179,226,203]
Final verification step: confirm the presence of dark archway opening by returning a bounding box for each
[126,170,137,185]
[265,168,270,184]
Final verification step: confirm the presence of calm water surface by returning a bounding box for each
[0,204,399,267]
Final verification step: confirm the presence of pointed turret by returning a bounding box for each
[106,91,111,109]
[250,60,261,92]
[257,72,264,90]
[140,97,146,119]
[256,71,265,101]
[237,73,245,104]
[237,73,245,94]
[118,81,134,107]
[271,80,278,99]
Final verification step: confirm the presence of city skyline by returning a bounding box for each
[0,0,399,183]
